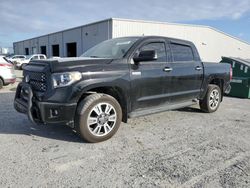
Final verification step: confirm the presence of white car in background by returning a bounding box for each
[16,54,47,69]
[49,56,61,59]
[0,56,16,89]
[7,55,26,64]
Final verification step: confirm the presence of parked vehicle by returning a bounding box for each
[7,55,26,64]
[0,56,16,89]
[49,56,61,59]
[14,36,231,142]
[16,54,47,69]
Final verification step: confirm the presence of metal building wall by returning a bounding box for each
[23,40,31,55]
[48,32,63,57]
[13,42,21,55]
[81,20,112,52]
[63,28,82,57]
[30,38,39,54]
[14,18,250,61]
[112,18,250,62]
[13,19,112,57]
[38,36,49,56]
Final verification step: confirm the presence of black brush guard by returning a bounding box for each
[14,82,36,124]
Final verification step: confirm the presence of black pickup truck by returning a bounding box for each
[14,36,231,142]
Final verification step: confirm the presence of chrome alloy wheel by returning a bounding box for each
[87,102,117,137]
[209,89,220,110]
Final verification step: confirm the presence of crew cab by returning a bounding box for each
[14,36,231,142]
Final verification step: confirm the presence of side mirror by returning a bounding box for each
[133,50,158,63]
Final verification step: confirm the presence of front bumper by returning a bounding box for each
[14,82,77,127]
[4,78,16,84]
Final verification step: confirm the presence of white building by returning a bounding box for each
[13,18,250,62]
[0,47,13,55]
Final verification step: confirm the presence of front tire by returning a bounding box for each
[75,93,122,143]
[200,84,221,113]
[21,64,27,70]
[0,79,3,89]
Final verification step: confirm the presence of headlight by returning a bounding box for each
[52,72,82,88]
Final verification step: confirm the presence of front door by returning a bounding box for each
[130,40,172,111]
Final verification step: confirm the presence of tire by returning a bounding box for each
[21,64,27,70]
[199,84,221,113]
[0,79,3,89]
[75,93,122,143]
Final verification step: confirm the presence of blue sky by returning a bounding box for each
[0,0,250,47]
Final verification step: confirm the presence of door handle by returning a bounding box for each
[163,67,173,72]
[195,66,202,71]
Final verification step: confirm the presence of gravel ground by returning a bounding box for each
[0,74,250,187]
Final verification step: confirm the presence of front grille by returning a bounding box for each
[28,72,46,82]
[30,80,47,92]
[24,71,47,92]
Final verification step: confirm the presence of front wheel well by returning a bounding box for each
[0,77,4,85]
[77,87,128,123]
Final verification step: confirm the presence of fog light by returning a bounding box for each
[50,109,59,118]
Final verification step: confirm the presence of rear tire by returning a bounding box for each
[200,84,221,113]
[75,93,122,143]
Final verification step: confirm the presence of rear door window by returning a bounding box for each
[32,56,39,60]
[39,55,45,59]
[170,43,194,62]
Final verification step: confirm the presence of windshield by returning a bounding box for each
[81,37,139,59]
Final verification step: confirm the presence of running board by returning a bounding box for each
[128,101,197,118]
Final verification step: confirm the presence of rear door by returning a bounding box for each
[130,39,172,111]
[168,41,203,103]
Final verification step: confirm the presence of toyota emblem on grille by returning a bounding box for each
[25,75,30,83]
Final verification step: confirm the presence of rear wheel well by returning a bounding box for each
[78,87,128,123]
[209,79,224,91]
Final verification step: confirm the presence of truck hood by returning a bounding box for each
[31,57,115,72]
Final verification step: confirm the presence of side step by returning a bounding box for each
[128,101,197,118]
